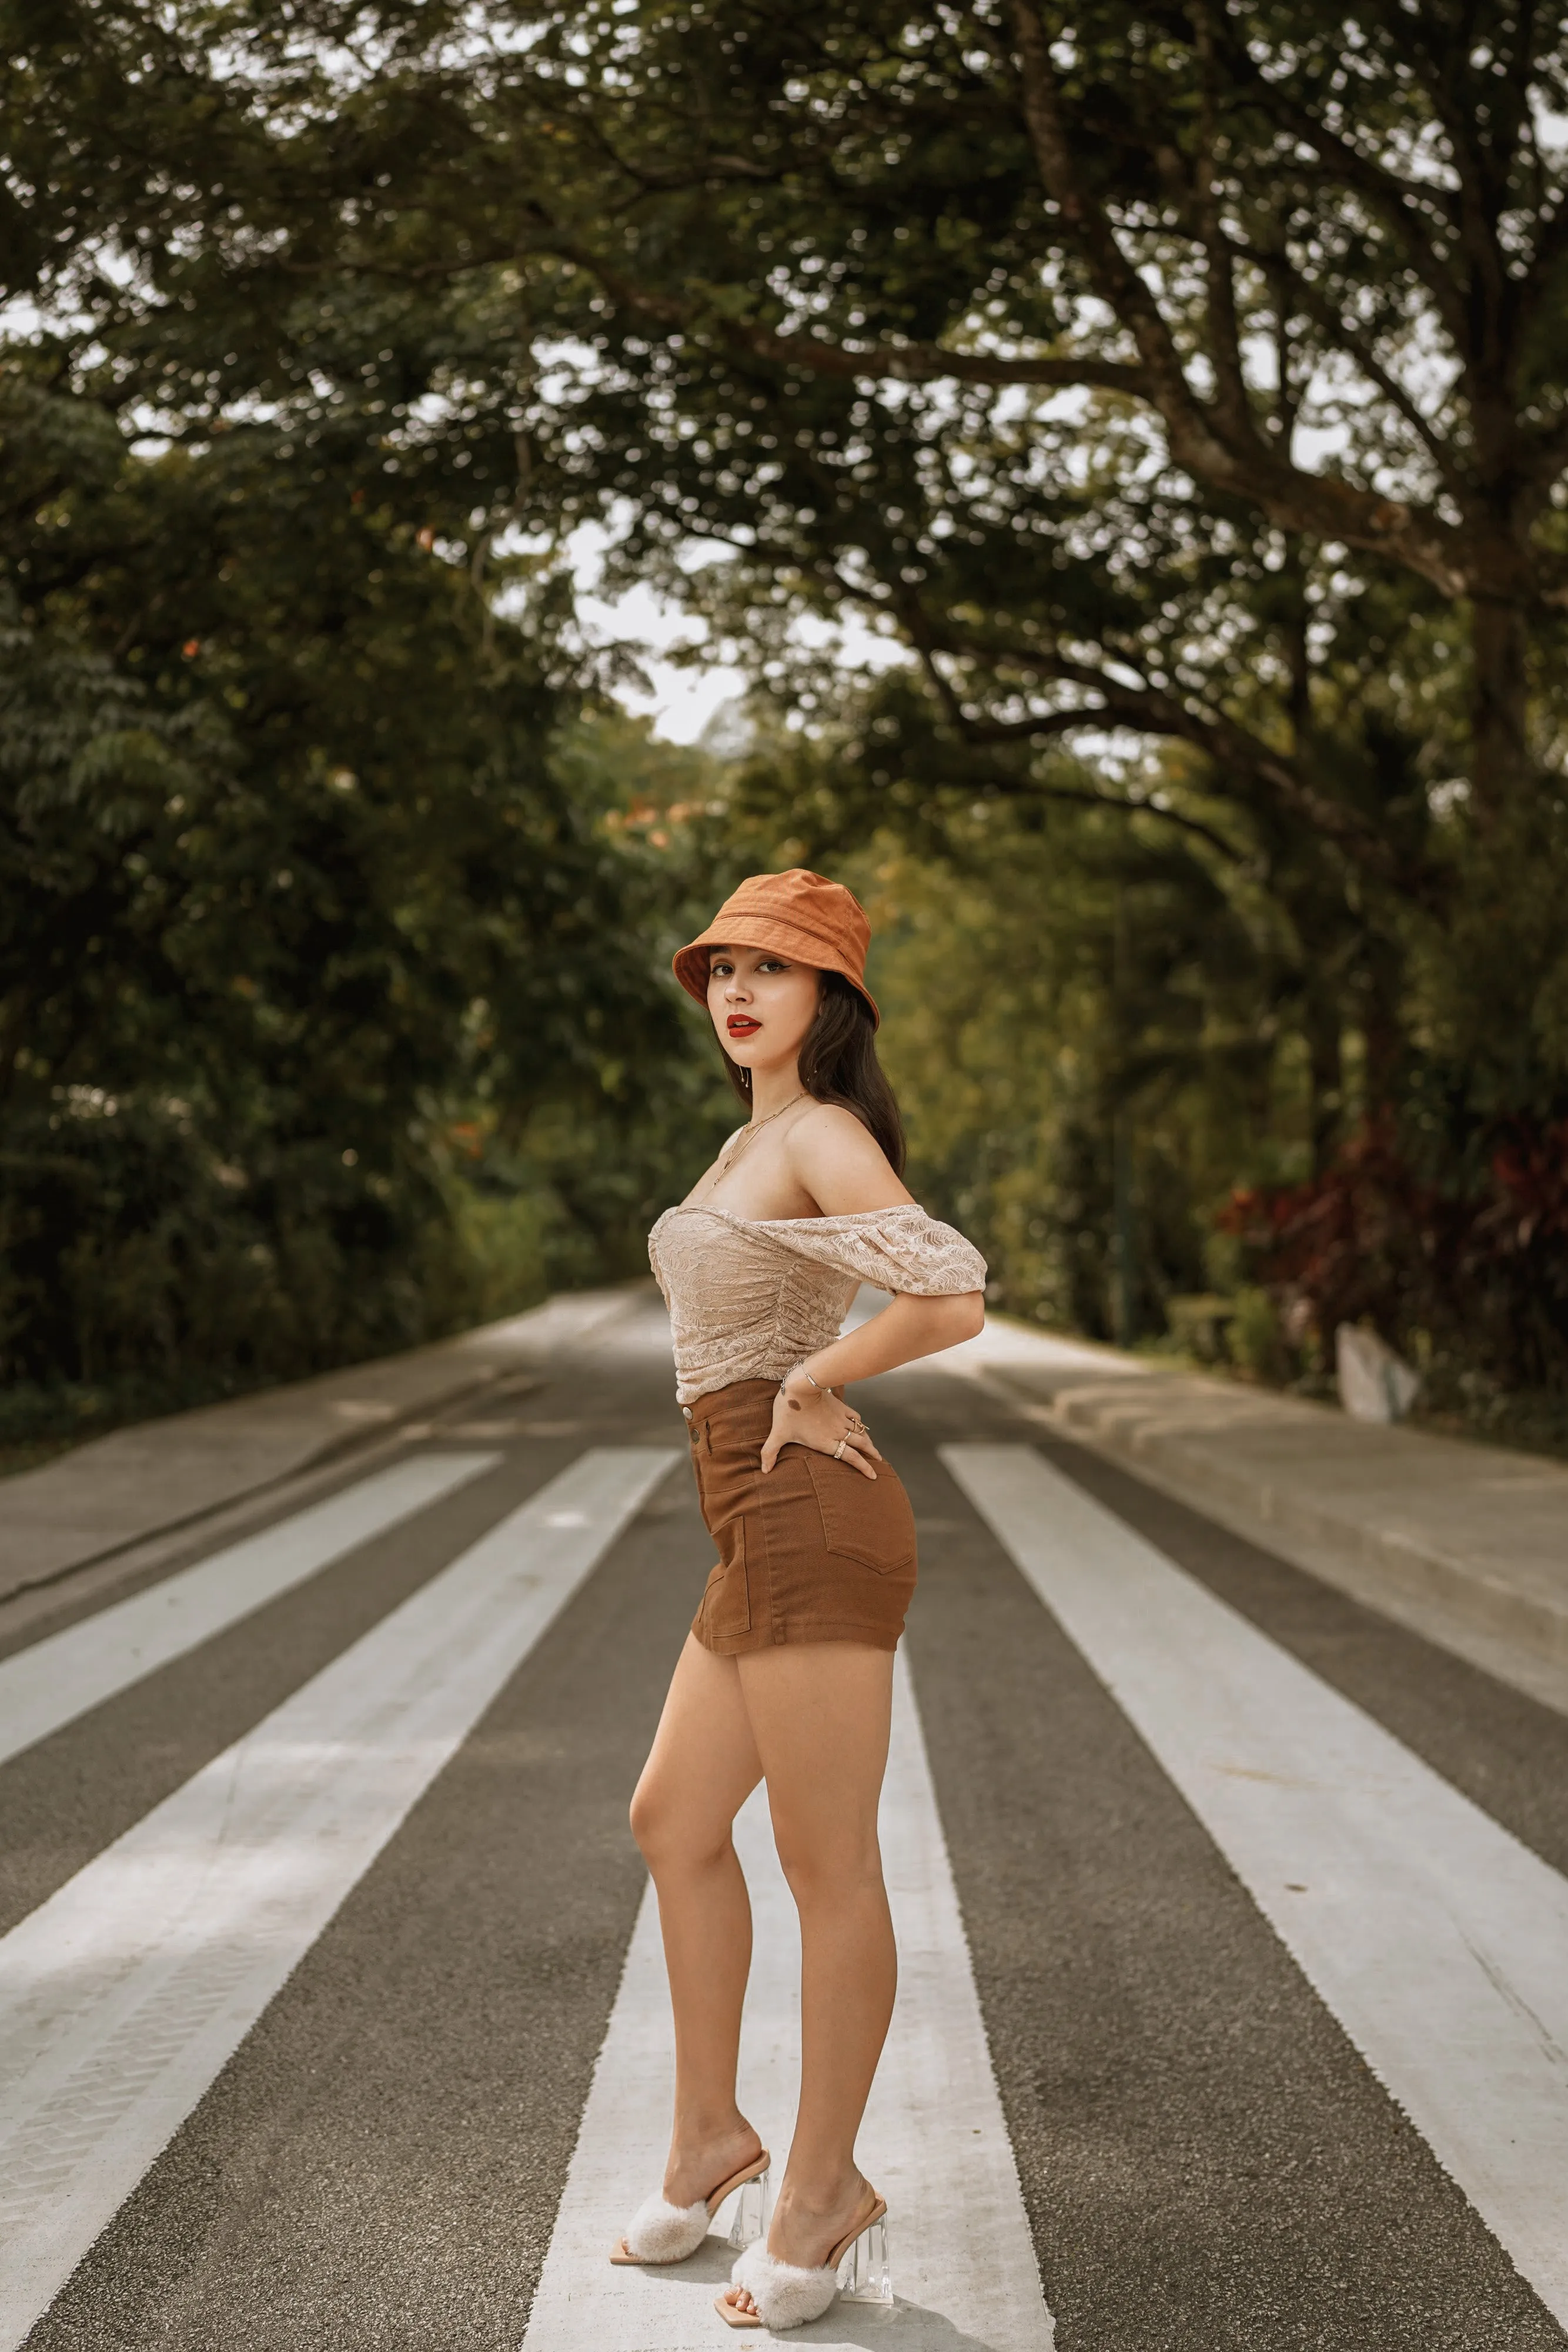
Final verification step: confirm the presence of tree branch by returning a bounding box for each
[952,770,1249,861]
[1202,28,1472,349]
[915,635,1435,894]
[548,239,1150,393]
[1189,1,1254,444]
[1007,3,1226,452]
[1003,2,1473,597]
[1225,233,1459,481]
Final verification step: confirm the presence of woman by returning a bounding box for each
[614,868,987,2332]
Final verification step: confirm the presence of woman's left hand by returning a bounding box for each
[760,1369,882,1479]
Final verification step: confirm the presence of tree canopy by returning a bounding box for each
[3,0,1566,1436]
[0,9,741,1427]
[137,0,1568,819]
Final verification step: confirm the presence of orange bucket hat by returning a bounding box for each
[673,868,880,1027]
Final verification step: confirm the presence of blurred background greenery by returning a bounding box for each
[4,1,1566,1466]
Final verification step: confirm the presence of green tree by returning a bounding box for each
[6,0,1566,1407]
[0,19,736,1415]
[138,0,1566,1169]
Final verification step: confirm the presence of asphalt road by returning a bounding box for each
[1,1294,1564,2351]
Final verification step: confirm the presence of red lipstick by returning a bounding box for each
[727,1015,761,1038]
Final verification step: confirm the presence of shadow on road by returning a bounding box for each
[635,2237,1016,2349]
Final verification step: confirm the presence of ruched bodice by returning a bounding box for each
[648,1201,987,1405]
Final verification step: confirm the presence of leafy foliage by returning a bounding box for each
[3,0,1566,1434]
[0,87,735,1408]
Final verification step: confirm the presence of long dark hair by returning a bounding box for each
[719,968,907,1176]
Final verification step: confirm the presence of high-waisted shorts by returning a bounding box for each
[684,1379,918,1655]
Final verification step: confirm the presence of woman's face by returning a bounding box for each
[706,944,821,1081]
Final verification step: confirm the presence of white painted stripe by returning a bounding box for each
[942,1442,1568,2329]
[0,1446,677,2352]
[524,1652,1054,2350]
[0,1451,501,1770]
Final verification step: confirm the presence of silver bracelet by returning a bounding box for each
[784,1362,827,1393]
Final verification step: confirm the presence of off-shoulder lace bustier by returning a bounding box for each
[647,1201,988,1405]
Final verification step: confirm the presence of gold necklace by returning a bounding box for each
[721,1091,808,1172]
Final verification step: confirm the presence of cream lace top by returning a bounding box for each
[648,1201,988,1405]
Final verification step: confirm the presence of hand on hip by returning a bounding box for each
[761,1372,881,1480]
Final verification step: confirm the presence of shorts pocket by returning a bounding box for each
[803,1452,917,1575]
[699,1516,753,1638]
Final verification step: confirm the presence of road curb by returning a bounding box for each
[0,1361,511,1615]
[0,1286,648,1607]
[1047,1382,1568,1666]
[956,1346,1568,1706]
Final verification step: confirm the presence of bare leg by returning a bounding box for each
[721,1641,896,2317]
[630,1635,765,2203]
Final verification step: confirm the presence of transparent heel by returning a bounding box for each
[836,2214,893,2304]
[727,2166,773,2250]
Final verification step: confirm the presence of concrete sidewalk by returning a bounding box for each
[0,1288,646,1606]
[942,1318,1568,1712]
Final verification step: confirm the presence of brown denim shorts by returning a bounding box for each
[684,1379,918,1655]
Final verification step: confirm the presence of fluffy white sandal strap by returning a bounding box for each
[727,2241,840,2330]
[613,2149,771,2268]
[619,2191,711,2264]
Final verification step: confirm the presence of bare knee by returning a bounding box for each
[627,1776,671,1863]
[775,1830,884,1912]
[630,1778,734,1877]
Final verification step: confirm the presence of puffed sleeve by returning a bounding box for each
[763,1204,987,1295]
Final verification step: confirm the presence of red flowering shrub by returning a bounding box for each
[1220,1117,1568,1387]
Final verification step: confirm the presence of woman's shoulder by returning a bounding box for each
[788,1097,876,1151]
[785,1100,910,1209]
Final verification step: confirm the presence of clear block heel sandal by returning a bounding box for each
[727,2164,774,2251]
[716,2189,890,2329]
[610,2150,771,2266]
[836,2209,892,2304]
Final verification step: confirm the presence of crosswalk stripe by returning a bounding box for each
[0,1445,678,2352]
[0,1450,501,1770]
[523,1651,1055,2350]
[942,1442,1568,2331]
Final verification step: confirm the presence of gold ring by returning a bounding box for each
[834,1438,847,1460]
